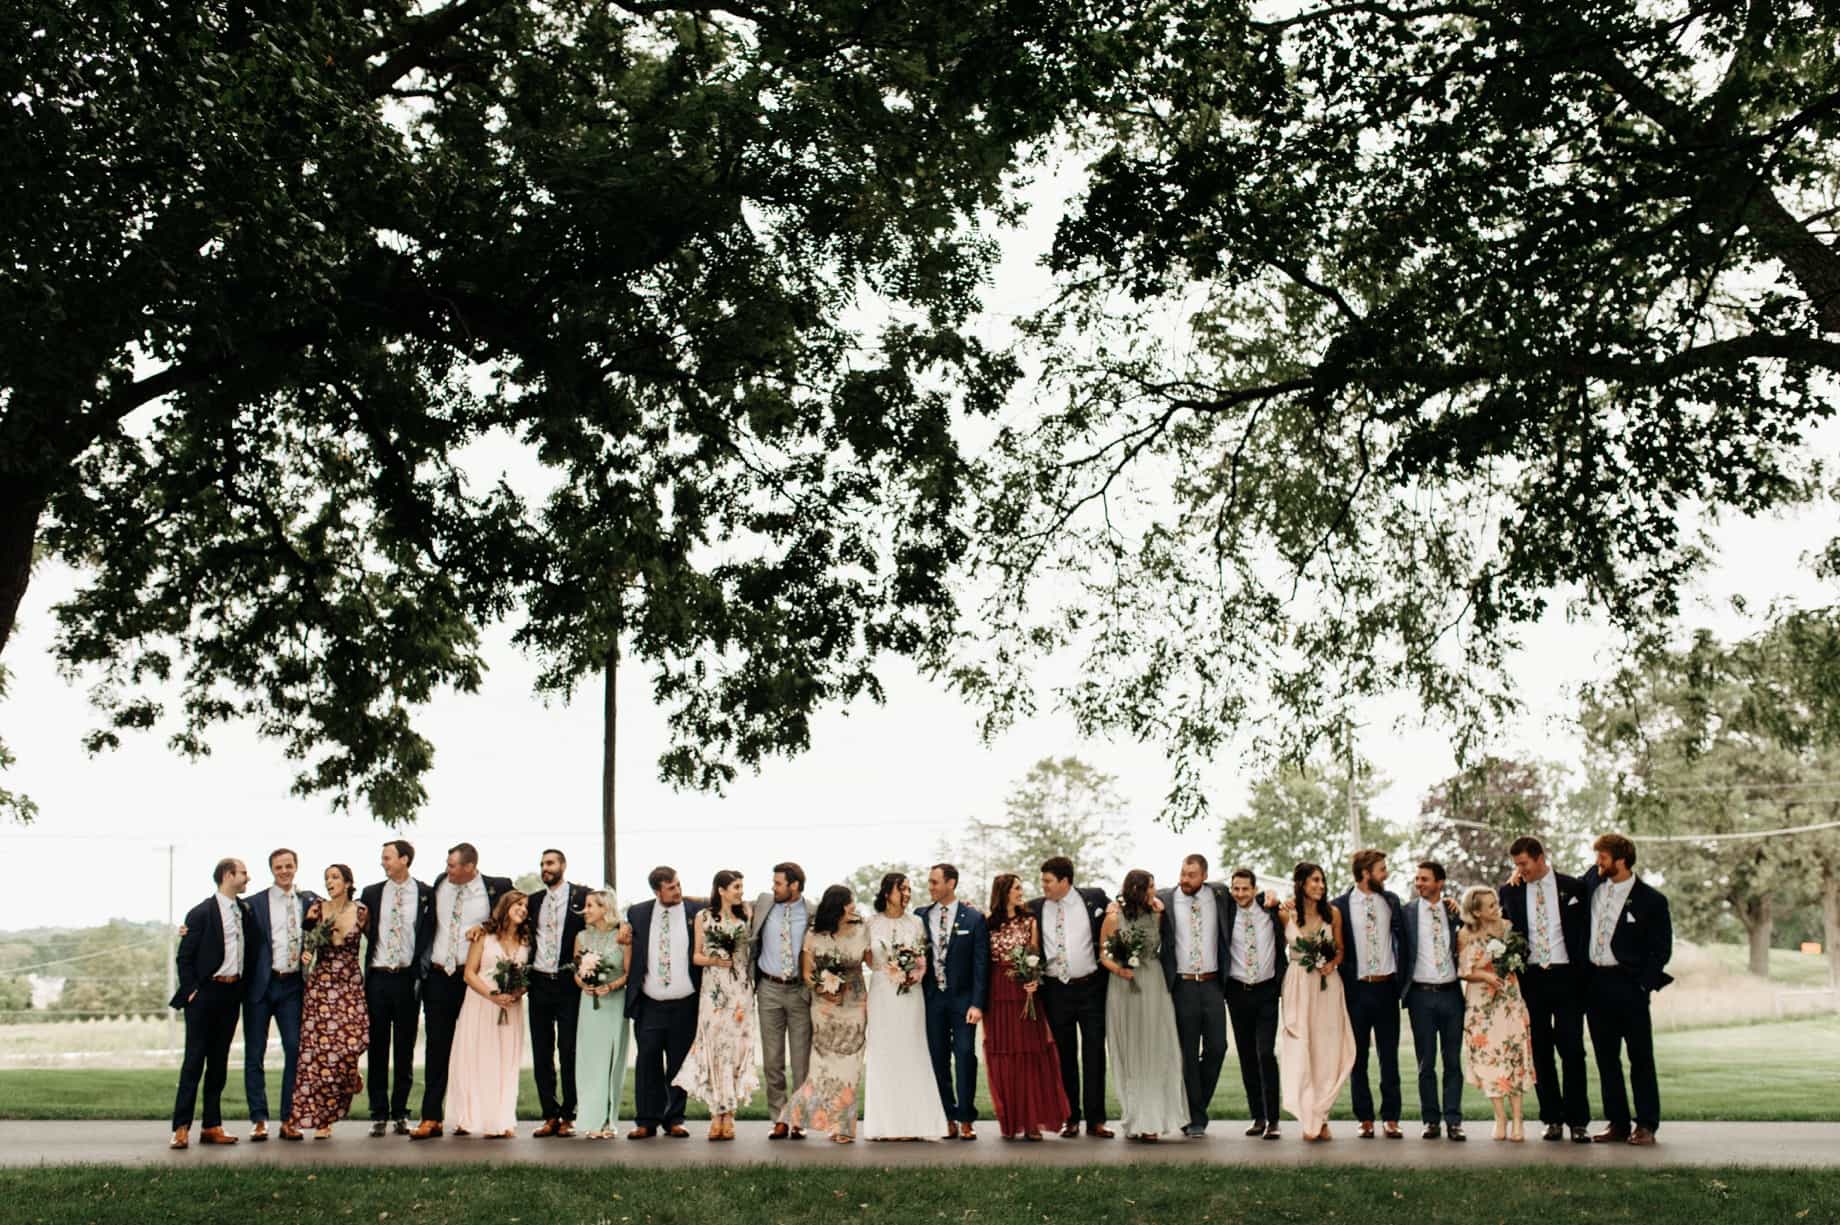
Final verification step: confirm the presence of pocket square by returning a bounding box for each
[1566,896,1579,906]
[1624,912,1637,924]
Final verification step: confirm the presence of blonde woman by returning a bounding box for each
[572,891,632,1139]
[1458,885,1535,1141]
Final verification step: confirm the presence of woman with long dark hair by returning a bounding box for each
[783,884,870,1142]
[863,872,948,1140]
[1278,861,1356,1141]
[1099,870,1188,1141]
[449,891,531,1138]
[674,869,759,1140]
[288,864,368,1138]
[984,873,1068,1140]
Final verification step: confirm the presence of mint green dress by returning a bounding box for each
[573,927,631,1131]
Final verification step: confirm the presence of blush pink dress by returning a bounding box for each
[447,934,528,1134]
[1278,916,1357,1135]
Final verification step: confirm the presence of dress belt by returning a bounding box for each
[1358,972,1395,984]
[211,975,241,984]
[758,970,802,987]
[1412,980,1459,992]
[1177,972,1219,982]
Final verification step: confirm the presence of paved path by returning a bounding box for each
[4,1121,1838,1168]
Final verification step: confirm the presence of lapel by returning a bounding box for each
[248,888,271,939]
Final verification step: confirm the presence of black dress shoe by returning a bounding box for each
[1446,1125,1466,1142]
[369,1120,388,1138]
[1542,1123,1564,1142]
[1263,1124,1281,1140]
[1421,1124,1440,1140]
[1244,1120,1267,1137]
[392,1118,411,1136]
[1570,1126,1593,1144]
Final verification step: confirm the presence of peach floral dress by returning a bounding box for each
[1461,930,1535,1097]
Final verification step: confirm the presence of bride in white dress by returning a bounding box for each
[862,872,950,1141]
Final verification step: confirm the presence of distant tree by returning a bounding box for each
[512,872,543,896]
[0,974,28,1024]
[844,862,920,911]
[1221,754,1393,888]
[995,757,1133,890]
[1417,756,1576,889]
[53,920,168,1019]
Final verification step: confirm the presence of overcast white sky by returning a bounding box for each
[5,155,1836,932]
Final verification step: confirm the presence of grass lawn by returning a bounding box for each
[3,1015,1835,1123]
[2,1166,1838,1225]
[1700,943,1836,988]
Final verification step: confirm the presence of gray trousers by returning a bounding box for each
[757,977,814,1120]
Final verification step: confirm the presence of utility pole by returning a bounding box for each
[600,640,618,895]
[1345,715,1361,854]
[162,843,176,1055]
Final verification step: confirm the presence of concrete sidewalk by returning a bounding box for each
[4,1120,1838,1168]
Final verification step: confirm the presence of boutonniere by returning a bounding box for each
[1091,906,1105,918]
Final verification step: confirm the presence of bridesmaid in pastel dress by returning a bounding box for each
[673,870,760,1140]
[1278,861,1357,1142]
[983,873,1067,1141]
[1458,885,1537,1141]
[449,891,530,1138]
[571,890,633,1140]
[1099,870,1190,1142]
[783,885,870,1143]
[288,864,368,1139]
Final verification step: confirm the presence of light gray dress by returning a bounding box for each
[1104,909,1191,1137]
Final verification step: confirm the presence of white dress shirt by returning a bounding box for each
[1349,888,1398,977]
[372,877,417,969]
[1413,898,1457,984]
[1227,900,1277,984]
[1528,871,1571,967]
[433,876,491,973]
[643,900,695,1001]
[1040,893,1099,981]
[534,882,570,973]
[1172,886,1220,974]
[266,885,300,974]
[214,893,245,978]
[1590,876,1637,967]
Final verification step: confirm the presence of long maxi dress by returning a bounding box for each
[572,926,631,1133]
[1103,908,1190,1137]
[288,903,369,1131]
[672,912,761,1115]
[448,934,528,1135]
[984,915,1068,1137]
[783,919,870,1139]
[862,911,949,1139]
[1278,915,1357,1135]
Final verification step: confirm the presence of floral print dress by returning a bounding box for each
[288,903,369,1130]
[782,919,869,1137]
[1461,929,1536,1097]
[672,911,761,1114]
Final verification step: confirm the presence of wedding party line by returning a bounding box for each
[163,831,1673,1154]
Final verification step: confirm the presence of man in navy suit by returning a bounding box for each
[624,865,705,1138]
[1030,855,1114,1137]
[1501,835,1593,1142]
[169,857,254,1150]
[527,848,592,1137]
[359,839,436,1136]
[242,848,319,1141]
[1333,848,1406,1139]
[917,863,990,1140]
[1223,869,1287,1139]
[410,841,514,1139]
[1399,861,1465,1141]
[1156,854,1232,1138]
[1580,833,1673,1146]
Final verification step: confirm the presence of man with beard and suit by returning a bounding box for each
[527,848,591,1137]
[360,839,435,1137]
[1581,833,1673,1147]
[1224,869,1286,1139]
[917,863,991,1140]
[752,862,816,1139]
[1333,848,1407,1140]
[169,857,254,1150]
[242,848,319,1141]
[625,865,706,1138]
[1399,861,1465,1141]
[1030,855,1113,1138]
[1156,854,1231,1138]
[409,841,513,1139]
[1501,835,1593,1142]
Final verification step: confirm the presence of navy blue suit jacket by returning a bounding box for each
[915,901,990,1012]
[244,885,321,1001]
[1396,894,1462,1004]
[1332,887,1406,991]
[171,893,256,1007]
[1578,868,1674,992]
[623,897,706,1020]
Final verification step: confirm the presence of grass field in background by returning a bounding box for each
[3,1015,1834,1123]
[3,1166,1838,1225]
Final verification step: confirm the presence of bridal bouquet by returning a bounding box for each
[1291,928,1337,991]
[1486,930,1531,979]
[1006,944,1044,1019]
[491,958,530,1025]
[704,918,750,963]
[810,950,853,998]
[564,949,617,1010]
[1104,924,1148,991]
[881,939,926,995]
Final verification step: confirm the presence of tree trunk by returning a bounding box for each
[0,478,46,658]
[599,640,618,893]
[1736,893,1774,978]
[1823,866,1839,990]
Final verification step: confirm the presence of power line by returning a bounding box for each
[0,939,167,974]
[1433,815,1840,844]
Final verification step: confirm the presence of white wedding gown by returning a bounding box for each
[862,912,950,1140]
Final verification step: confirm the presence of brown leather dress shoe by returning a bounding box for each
[555,1120,575,1138]
[1627,1126,1657,1146]
[280,1123,303,1141]
[532,1118,561,1138]
[769,1122,790,1140]
[250,1121,269,1142]
[944,1121,960,1140]
[199,1127,238,1145]
[788,1127,806,1140]
[665,1125,691,1138]
[1358,1121,1375,1138]
[1592,1125,1632,1143]
[627,1126,656,1139]
[1060,1122,1080,1139]
[409,1121,443,1140]
[960,1124,977,1141]
[1383,1122,1404,1140]
[1086,1124,1115,1138]
[169,1127,189,1150]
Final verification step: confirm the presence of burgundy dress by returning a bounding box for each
[984,916,1069,1136]
[288,904,370,1130]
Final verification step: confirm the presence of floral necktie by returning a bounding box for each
[1363,897,1380,973]
[1533,882,1552,966]
[284,892,300,970]
[1053,901,1069,982]
[1429,901,1447,976]
[1188,894,1203,972]
[934,907,950,988]
[1593,886,1618,962]
[658,906,673,987]
[779,904,793,975]
[445,884,466,971]
[386,885,409,966]
[1239,907,1254,980]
